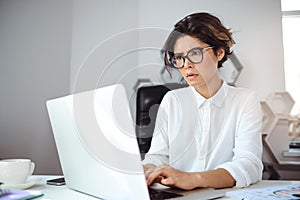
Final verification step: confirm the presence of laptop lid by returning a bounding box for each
[46,84,150,200]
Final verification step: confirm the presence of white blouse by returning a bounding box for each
[142,82,263,188]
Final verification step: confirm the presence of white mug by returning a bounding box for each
[0,159,35,185]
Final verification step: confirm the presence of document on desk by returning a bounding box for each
[227,184,300,199]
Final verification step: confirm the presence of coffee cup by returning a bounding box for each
[0,159,35,185]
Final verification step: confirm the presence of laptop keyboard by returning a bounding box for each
[148,187,183,200]
[0,189,11,197]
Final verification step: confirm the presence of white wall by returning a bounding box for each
[0,0,285,174]
[70,0,139,109]
[0,0,73,174]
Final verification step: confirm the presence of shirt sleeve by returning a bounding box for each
[142,93,170,166]
[217,91,263,187]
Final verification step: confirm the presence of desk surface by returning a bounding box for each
[28,176,300,200]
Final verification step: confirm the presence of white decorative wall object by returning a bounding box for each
[267,91,295,119]
[261,101,278,135]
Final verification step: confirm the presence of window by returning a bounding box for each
[281,0,300,115]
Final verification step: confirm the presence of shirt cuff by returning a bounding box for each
[142,154,168,167]
[217,162,252,188]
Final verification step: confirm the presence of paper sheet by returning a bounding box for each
[227,184,300,200]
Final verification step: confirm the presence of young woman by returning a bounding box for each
[143,12,263,190]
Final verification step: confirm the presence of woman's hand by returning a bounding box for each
[144,164,235,190]
[145,165,199,190]
[143,164,156,178]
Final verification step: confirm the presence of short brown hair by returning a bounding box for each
[163,12,235,70]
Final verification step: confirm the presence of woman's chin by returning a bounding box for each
[186,80,207,87]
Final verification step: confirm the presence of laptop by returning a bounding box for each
[46,84,225,200]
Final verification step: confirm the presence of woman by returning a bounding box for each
[143,12,263,190]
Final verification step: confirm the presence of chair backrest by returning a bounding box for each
[135,82,188,158]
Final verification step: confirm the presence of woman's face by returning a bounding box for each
[173,35,224,88]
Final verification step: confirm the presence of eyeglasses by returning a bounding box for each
[169,46,214,69]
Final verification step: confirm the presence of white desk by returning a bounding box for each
[29,176,300,200]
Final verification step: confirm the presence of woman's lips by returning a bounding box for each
[186,73,198,80]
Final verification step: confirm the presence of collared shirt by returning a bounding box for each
[142,82,263,188]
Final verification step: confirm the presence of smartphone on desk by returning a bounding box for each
[46,177,66,186]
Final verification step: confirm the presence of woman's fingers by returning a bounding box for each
[146,165,170,186]
[161,176,175,186]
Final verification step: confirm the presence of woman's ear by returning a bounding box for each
[217,48,225,61]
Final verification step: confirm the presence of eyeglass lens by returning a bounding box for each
[171,47,211,68]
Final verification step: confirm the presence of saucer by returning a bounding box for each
[1,176,42,190]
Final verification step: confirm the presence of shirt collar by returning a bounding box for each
[191,80,229,108]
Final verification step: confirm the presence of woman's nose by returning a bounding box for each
[183,58,193,68]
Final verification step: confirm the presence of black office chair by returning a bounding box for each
[135,82,188,158]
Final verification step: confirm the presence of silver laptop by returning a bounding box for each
[46,84,225,200]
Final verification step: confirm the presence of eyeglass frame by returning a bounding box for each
[169,46,214,69]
